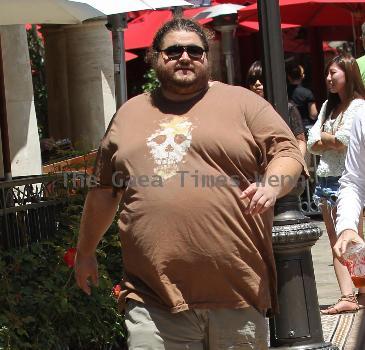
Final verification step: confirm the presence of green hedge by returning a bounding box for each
[0,191,125,350]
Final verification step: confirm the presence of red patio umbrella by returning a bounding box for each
[215,0,256,3]
[125,51,138,61]
[239,20,299,31]
[124,7,213,50]
[238,0,365,27]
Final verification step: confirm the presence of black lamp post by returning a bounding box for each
[106,14,128,109]
[257,1,337,349]
[213,13,237,85]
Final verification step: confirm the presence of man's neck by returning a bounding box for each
[160,85,209,102]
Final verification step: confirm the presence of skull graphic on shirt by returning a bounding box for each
[147,117,193,180]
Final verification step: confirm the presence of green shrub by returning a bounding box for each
[0,191,125,350]
[141,68,160,93]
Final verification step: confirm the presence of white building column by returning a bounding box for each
[0,25,42,177]
[44,19,116,152]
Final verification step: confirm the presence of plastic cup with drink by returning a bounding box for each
[343,241,365,288]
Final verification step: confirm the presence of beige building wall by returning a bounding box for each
[0,25,42,177]
[44,19,115,152]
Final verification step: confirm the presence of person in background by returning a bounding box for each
[247,60,306,156]
[287,62,318,128]
[307,54,365,314]
[333,103,365,262]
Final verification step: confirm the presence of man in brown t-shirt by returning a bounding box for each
[75,18,307,350]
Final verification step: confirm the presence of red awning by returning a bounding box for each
[125,7,213,50]
[239,20,299,32]
[125,51,138,62]
[238,0,365,27]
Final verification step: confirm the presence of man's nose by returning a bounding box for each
[179,50,190,60]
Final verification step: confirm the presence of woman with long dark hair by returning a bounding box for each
[308,54,365,314]
[246,60,306,156]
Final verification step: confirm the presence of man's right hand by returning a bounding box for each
[75,251,99,295]
[333,229,364,261]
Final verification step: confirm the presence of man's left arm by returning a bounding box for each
[241,94,307,215]
[240,157,302,215]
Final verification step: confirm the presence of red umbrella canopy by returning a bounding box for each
[238,0,365,27]
[125,51,138,61]
[215,0,255,3]
[125,7,213,50]
[239,20,299,31]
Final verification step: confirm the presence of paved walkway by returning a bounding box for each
[311,218,365,350]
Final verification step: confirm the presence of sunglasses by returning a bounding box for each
[158,45,207,60]
[247,74,263,86]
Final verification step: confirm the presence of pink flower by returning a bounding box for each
[112,284,122,298]
[63,248,77,268]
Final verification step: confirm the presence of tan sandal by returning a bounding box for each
[355,292,365,309]
[321,293,359,315]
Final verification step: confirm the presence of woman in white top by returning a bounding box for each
[307,54,365,314]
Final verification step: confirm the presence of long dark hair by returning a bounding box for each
[324,54,365,120]
[246,60,263,87]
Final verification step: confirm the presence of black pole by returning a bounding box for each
[257,0,288,124]
[308,28,326,106]
[213,13,237,86]
[257,1,337,349]
[0,35,12,180]
[172,6,183,17]
[106,14,128,110]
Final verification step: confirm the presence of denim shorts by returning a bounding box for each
[313,176,341,208]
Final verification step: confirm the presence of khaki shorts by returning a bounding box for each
[125,300,268,350]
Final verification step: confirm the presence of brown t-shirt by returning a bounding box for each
[94,82,306,315]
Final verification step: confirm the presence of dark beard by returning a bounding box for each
[154,64,209,95]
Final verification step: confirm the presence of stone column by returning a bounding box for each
[67,19,116,150]
[45,19,115,152]
[0,25,42,177]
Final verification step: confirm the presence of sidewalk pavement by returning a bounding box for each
[312,218,340,306]
[311,218,365,350]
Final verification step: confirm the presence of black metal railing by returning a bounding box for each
[0,174,68,249]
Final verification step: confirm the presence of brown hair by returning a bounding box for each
[146,17,211,66]
[324,54,365,120]
[286,63,305,81]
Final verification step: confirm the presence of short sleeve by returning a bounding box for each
[305,88,315,103]
[93,114,118,189]
[244,98,308,177]
[288,102,305,137]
